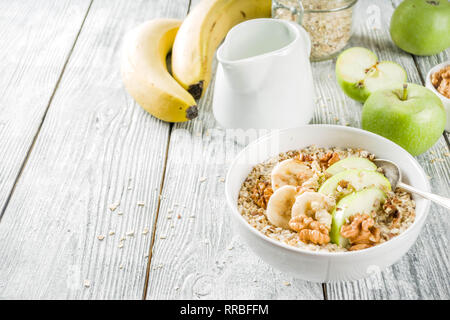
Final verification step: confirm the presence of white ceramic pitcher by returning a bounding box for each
[213,18,315,129]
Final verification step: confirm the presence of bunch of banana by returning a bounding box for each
[121,19,198,122]
[172,0,272,99]
[121,0,271,122]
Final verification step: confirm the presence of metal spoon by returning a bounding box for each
[373,159,450,210]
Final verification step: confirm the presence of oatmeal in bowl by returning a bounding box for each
[225,125,430,282]
[238,146,416,253]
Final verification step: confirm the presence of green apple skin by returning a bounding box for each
[326,157,377,176]
[318,169,391,198]
[362,83,446,156]
[390,0,450,56]
[330,188,387,247]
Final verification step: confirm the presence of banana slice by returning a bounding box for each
[291,192,335,229]
[271,159,314,190]
[266,185,298,229]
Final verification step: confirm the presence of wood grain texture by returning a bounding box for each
[0,0,91,216]
[0,0,190,299]
[145,68,323,299]
[324,0,450,300]
[146,0,322,300]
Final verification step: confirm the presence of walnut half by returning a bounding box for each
[340,213,381,251]
[289,215,330,245]
[251,180,273,210]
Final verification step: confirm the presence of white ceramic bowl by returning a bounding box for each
[425,60,450,131]
[225,125,430,282]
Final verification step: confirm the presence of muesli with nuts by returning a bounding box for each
[237,146,415,252]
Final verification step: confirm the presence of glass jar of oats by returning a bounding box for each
[272,0,357,61]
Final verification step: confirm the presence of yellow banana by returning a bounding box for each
[121,19,198,122]
[172,0,271,99]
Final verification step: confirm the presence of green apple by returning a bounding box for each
[326,157,377,176]
[330,188,387,247]
[362,83,446,156]
[318,169,391,198]
[390,0,450,56]
[336,47,407,103]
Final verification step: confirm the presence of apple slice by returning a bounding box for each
[330,188,386,247]
[336,47,407,102]
[318,169,391,198]
[326,157,377,176]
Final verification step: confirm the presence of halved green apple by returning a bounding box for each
[336,47,407,103]
[326,157,377,176]
[330,187,387,246]
[318,169,391,198]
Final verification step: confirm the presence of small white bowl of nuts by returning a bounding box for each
[426,60,450,131]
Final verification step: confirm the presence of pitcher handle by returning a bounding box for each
[291,22,311,57]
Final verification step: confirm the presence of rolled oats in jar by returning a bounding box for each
[272,0,357,61]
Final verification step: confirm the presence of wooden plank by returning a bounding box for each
[0,0,91,215]
[145,65,324,299]
[145,0,323,300]
[0,0,190,299]
[324,0,450,299]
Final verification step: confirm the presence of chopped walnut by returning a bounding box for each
[289,215,330,245]
[328,152,340,166]
[296,153,314,162]
[338,180,349,189]
[431,65,450,99]
[319,152,340,169]
[340,213,381,251]
[251,180,273,209]
[383,197,401,227]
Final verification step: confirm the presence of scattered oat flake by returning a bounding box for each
[142,227,149,235]
[118,242,124,249]
[119,265,123,269]
[109,231,115,236]
[199,176,207,182]
[160,235,167,239]
[97,235,105,241]
[126,231,135,237]
[117,211,123,215]
[84,280,90,288]
[444,152,450,157]
[109,202,120,211]
[137,201,145,206]
[227,245,234,251]
[168,209,174,213]
[283,281,291,286]
[219,177,225,182]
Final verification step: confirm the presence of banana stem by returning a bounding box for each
[401,84,408,101]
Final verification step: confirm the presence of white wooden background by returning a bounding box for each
[0,0,448,299]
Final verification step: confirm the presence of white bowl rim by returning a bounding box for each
[425,60,450,102]
[225,124,431,257]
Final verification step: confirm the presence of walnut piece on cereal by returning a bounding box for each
[251,180,273,210]
[289,215,330,245]
[340,213,381,251]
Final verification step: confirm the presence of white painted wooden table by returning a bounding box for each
[0,0,448,300]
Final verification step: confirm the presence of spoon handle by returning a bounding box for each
[397,182,450,210]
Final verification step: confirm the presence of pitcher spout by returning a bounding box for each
[216,18,303,92]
